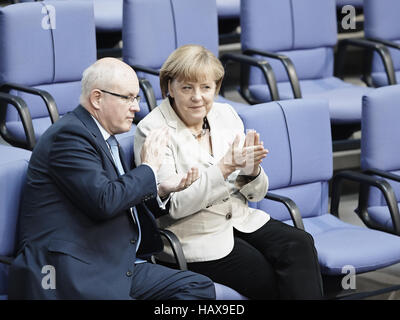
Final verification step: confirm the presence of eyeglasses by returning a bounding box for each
[100,89,141,104]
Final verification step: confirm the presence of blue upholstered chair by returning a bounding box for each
[336,0,363,9]
[238,98,400,298]
[240,0,394,149]
[363,0,400,87]
[0,147,31,300]
[122,0,278,121]
[15,0,123,33]
[359,85,400,235]
[0,92,33,299]
[217,0,240,20]
[216,0,240,43]
[0,1,97,145]
[91,0,123,33]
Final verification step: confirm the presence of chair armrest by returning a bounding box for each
[331,170,400,235]
[0,255,13,266]
[158,229,188,271]
[335,38,396,86]
[138,78,157,118]
[0,92,36,150]
[219,52,280,103]
[264,192,305,230]
[243,48,302,99]
[0,82,59,123]
[367,38,400,51]
[129,65,160,112]
[364,168,400,183]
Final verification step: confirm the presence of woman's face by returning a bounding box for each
[168,76,216,129]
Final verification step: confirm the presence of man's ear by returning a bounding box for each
[90,89,102,110]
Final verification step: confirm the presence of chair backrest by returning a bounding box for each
[336,0,364,9]
[0,146,31,297]
[216,0,240,19]
[116,127,137,170]
[123,0,219,104]
[364,0,400,86]
[238,99,333,221]
[240,0,337,84]
[0,1,96,134]
[17,0,123,32]
[361,84,400,206]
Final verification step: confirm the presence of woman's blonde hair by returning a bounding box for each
[159,44,225,98]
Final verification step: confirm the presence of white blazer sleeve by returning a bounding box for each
[134,122,231,220]
[238,167,269,202]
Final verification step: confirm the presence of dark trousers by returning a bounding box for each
[130,262,216,300]
[187,218,323,300]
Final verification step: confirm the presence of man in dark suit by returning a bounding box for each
[8,58,215,300]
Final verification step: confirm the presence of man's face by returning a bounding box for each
[96,68,140,135]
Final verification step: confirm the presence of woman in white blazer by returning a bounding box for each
[134,45,323,299]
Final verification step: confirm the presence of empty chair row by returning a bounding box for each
[159,85,400,299]
[13,0,241,33]
[1,0,399,155]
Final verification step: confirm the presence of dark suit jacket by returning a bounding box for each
[9,105,166,299]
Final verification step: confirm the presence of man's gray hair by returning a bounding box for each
[79,61,116,105]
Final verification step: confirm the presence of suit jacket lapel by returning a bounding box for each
[73,105,117,171]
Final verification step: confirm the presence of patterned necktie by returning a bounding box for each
[106,135,125,176]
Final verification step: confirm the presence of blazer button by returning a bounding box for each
[226,212,232,220]
[130,239,137,245]
[126,270,133,277]
[248,195,254,200]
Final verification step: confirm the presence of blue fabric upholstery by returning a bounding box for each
[361,85,400,230]
[364,0,400,86]
[122,0,249,121]
[17,0,122,32]
[336,0,363,8]
[214,282,248,300]
[0,1,96,142]
[116,125,137,169]
[240,0,373,124]
[238,98,400,275]
[0,146,31,298]
[216,0,240,19]
[91,0,123,32]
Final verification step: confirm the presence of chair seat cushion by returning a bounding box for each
[249,77,373,124]
[0,146,30,297]
[0,145,31,165]
[295,214,400,275]
[214,282,248,300]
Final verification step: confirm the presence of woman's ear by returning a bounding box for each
[167,79,174,98]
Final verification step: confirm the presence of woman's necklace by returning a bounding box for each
[191,117,210,139]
